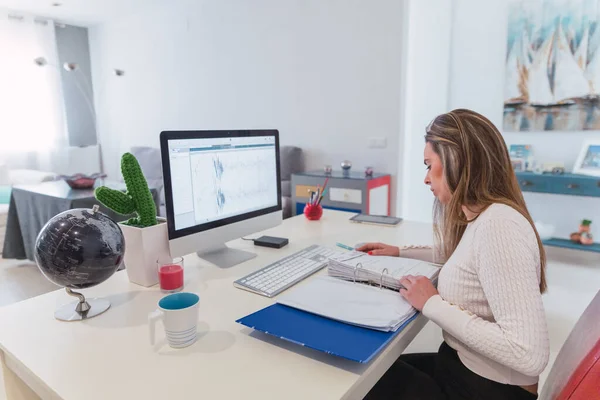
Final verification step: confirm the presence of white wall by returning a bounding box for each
[89,0,404,214]
[400,0,600,239]
[396,0,453,222]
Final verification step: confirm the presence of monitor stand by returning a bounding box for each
[196,244,257,268]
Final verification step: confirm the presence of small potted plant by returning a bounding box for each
[570,219,594,246]
[94,153,170,287]
[579,219,594,245]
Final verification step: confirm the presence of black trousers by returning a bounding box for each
[364,342,538,400]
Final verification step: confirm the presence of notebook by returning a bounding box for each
[276,252,440,332]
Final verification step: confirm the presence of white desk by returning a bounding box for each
[0,210,434,400]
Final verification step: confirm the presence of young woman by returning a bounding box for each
[360,109,549,400]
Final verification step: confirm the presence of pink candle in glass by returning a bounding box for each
[158,264,183,292]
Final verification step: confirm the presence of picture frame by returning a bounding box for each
[573,141,600,177]
[511,158,525,172]
[509,144,533,171]
[509,144,532,160]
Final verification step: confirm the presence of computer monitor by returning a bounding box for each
[160,130,282,268]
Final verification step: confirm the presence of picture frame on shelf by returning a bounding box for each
[573,140,600,177]
[509,144,532,159]
[511,158,525,172]
[509,144,533,171]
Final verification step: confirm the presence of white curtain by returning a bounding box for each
[0,11,68,173]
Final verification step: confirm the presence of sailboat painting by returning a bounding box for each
[504,0,600,131]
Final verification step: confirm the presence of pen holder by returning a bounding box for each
[304,204,323,221]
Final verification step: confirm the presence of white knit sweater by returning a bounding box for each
[420,204,550,386]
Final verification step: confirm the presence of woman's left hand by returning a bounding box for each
[399,275,439,311]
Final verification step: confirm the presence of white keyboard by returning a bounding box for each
[233,245,343,297]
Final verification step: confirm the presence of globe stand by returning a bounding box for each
[54,288,111,322]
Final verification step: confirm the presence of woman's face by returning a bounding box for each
[424,142,451,204]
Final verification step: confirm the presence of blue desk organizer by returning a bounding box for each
[516,172,600,253]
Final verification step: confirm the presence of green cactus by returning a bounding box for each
[94,153,157,227]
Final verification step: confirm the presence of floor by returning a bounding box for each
[0,246,599,399]
[0,258,59,308]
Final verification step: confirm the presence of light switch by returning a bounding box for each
[368,137,387,149]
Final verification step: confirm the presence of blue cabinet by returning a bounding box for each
[516,172,600,197]
[515,172,600,253]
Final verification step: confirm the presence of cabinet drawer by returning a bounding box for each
[583,179,600,197]
[550,177,600,197]
[517,176,550,193]
[550,179,587,196]
[329,188,362,204]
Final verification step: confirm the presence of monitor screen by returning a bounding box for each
[163,132,280,234]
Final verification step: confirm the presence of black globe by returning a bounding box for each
[34,208,125,289]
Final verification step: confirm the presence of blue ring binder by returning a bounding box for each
[236,303,419,363]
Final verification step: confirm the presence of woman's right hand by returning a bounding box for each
[355,242,400,257]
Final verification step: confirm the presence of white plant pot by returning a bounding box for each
[119,218,171,287]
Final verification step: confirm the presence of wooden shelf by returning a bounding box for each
[542,238,600,253]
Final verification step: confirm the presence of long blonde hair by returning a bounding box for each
[426,109,547,293]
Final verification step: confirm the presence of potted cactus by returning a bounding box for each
[94,152,170,287]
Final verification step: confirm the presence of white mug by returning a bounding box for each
[149,292,200,348]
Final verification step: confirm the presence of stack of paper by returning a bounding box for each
[277,276,416,332]
[327,251,439,291]
[275,251,440,332]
